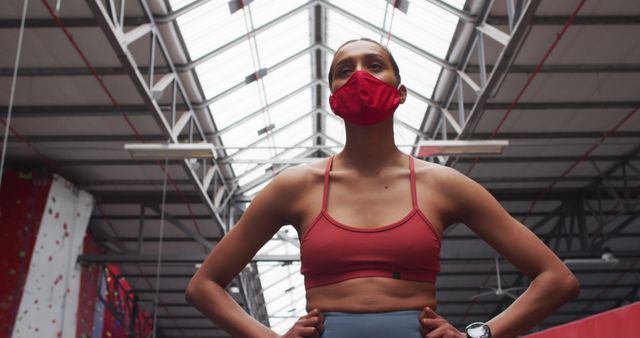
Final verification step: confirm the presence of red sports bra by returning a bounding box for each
[299,155,441,290]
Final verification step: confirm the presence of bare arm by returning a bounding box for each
[185,167,305,338]
[436,167,580,338]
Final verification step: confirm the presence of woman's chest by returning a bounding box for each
[292,177,447,241]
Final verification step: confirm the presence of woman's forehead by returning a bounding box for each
[333,40,388,63]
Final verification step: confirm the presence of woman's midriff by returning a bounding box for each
[305,276,437,313]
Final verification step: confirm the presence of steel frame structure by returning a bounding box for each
[86,0,233,234]
[2,0,638,335]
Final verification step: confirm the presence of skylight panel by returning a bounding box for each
[388,40,442,98]
[443,0,467,10]
[262,55,312,103]
[233,146,274,162]
[220,106,273,147]
[324,114,345,145]
[394,122,419,154]
[326,9,380,50]
[277,139,315,160]
[248,0,310,28]
[209,82,262,131]
[196,40,254,100]
[234,136,313,189]
[266,90,313,126]
[327,0,387,29]
[391,1,460,60]
[269,115,313,148]
[254,10,310,68]
[243,180,271,196]
[218,89,311,149]
[236,161,271,187]
[167,0,196,11]
[396,92,428,128]
[176,1,247,60]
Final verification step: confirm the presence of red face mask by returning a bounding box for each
[329,70,401,126]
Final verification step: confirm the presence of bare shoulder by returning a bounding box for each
[269,157,326,195]
[411,157,477,226]
[412,157,476,190]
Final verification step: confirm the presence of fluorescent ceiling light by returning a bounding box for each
[418,140,509,156]
[564,249,620,266]
[563,257,620,266]
[124,143,217,159]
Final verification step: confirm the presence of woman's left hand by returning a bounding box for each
[418,306,466,338]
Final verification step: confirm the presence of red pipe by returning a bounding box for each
[465,0,587,176]
[460,0,588,323]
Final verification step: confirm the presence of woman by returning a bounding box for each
[185,38,580,338]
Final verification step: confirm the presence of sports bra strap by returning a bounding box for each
[409,155,419,209]
[322,156,333,211]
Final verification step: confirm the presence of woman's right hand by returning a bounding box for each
[279,308,325,338]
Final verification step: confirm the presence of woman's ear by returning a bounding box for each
[398,84,407,104]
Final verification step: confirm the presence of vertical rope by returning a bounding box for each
[380,2,390,44]
[384,1,397,47]
[151,141,170,338]
[241,1,277,164]
[0,0,29,193]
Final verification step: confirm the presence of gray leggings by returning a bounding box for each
[320,310,423,338]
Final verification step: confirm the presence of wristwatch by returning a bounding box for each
[465,322,491,338]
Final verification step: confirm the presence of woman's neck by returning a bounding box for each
[336,119,405,175]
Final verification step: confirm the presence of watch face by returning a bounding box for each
[466,322,490,338]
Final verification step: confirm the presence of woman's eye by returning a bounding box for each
[369,63,383,70]
[338,68,352,76]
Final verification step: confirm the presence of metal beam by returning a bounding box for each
[13,154,635,168]
[141,295,637,308]
[8,100,637,118]
[449,0,541,145]
[78,251,640,265]
[449,101,640,111]
[120,268,640,279]
[86,0,229,233]
[465,63,640,74]
[126,284,640,294]
[3,14,635,29]
[487,15,640,26]
[7,131,640,144]
[147,205,215,250]
[234,189,640,204]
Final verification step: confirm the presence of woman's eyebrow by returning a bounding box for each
[334,57,353,68]
[334,53,385,67]
[363,53,386,62]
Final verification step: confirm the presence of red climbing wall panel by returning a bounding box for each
[75,232,104,338]
[0,171,52,337]
[102,264,153,338]
[524,302,640,338]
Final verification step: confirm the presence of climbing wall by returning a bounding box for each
[75,232,104,338]
[101,264,153,338]
[0,171,52,337]
[524,302,640,338]
[9,174,94,338]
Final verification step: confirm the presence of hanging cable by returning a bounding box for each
[151,139,171,338]
[40,0,205,241]
[384,1,398,47]
[380,2,390,44]
[0,0,29,193]
[240,0,278,170]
